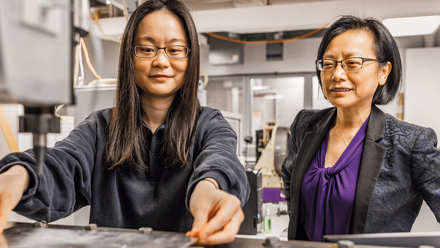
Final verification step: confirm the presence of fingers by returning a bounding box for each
[188,180,219,237]
[0,233,7,247]
[0,203,11,234]
[200,210,244,245]
[187,203,210,238]
[0,165,29,234]
[189,180,244,245]
[198,198,238,237]
[197,196,243,244]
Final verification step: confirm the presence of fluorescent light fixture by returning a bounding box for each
[383,15,440,37]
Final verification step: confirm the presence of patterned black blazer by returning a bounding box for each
[282,105,440,240]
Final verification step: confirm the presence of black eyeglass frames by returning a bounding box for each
[133,45,191,59]
[316,57,384,72]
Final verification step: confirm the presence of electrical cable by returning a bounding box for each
[78,42,85,84]
[206,24,327,44]
[121,0,129,23]
[200,69,209,89]
[0,105,20,153]
[56,43,82,122]
[89,16,104,81]
[73,44,80,87]
[80,37,102,80]
[92,9,121,43]
[55,104,74,122]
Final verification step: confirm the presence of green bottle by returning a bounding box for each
[264,207,271,234]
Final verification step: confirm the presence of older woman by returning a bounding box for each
[0,0,249,245]
[282,15,440,241]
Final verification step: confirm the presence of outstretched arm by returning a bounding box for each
[0,111,107,226]
[185,110,250,245]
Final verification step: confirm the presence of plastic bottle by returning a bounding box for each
[264,207,271,234]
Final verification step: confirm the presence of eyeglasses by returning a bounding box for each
[316,57,384,72]
[133,45,191,59]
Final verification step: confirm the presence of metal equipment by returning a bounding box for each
[238,169,263,235]
[253,121,289,202]
[0,0,79,172]
[1,222,196,248]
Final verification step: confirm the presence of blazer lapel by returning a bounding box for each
[352,105,387,233]
[289,108,336,238]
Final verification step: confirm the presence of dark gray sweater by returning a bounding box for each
[0,107,250,232]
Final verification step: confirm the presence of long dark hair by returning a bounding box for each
[316,15,402,105]
[105,0,201,170]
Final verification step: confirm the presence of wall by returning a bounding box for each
[200,37,322,76]
[404,47,440,232]
[405,47,440,137]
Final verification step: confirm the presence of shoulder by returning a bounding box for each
[199,106,222,120]
[191,107,237,155]
[193,107,236,139]
[291,107,334,133]
[383,114,438,148]
[287,107,335,149]
[74,108,113,134]
[87,108,112,121]
[384,114,436,139]
[197,107,229,129]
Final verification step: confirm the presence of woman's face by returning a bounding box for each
[133,11,188,99]
[321,30,391,110]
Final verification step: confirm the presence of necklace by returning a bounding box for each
[339,128,348,147]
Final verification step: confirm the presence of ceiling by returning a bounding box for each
[96,0,440,47]
[184,0,335,11]
[189,0,440,34]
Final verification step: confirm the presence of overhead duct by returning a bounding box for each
[108,0,137,14]
[233,0,267,7]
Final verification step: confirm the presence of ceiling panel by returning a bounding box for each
[185,0,335,11]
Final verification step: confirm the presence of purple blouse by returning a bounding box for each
[300,116,369,241]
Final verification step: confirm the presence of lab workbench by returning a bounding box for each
[3,221,439,248]
[0,222,396,248]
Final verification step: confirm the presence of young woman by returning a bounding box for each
[282,15,440,241]
[0,0,249,245]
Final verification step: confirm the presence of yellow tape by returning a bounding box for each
[0,105,20,153]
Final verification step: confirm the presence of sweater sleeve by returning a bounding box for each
[411,127,440,222]
[0,111,104,222]
[185,111,250,208]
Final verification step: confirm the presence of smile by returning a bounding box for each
[331,89,351,92]
[149,75,173,81]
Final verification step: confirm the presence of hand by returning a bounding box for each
[187,180,244,245]
[0,233,7,247]
[0,165,29,234]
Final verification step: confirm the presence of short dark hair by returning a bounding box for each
[106,0,201,170]
[316,15,402,105]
